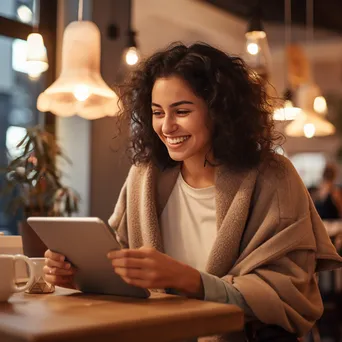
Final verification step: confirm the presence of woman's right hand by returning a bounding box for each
[43,249,77,289]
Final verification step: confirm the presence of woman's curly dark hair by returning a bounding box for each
[118,42,282,171]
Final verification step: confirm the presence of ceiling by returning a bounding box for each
[204,0,342,35]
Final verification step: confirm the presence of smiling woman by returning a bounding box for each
[44,42,342,342]
[151,76,213,187]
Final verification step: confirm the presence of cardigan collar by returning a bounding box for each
[153,164,257,275]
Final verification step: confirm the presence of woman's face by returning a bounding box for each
[151,76,212,165]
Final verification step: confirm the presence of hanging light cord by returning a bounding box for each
[78,0,84,21]
[283,0,292,90]
[32,0,39,32]
[306,0,314,45]
[285,0,291,48]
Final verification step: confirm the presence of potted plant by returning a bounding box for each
[1,126,79,257]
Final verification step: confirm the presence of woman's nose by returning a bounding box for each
[162,115,177,134]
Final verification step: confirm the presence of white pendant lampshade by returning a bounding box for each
[285,110,335,138]
[37,21,118,119]
[26,33,48,79]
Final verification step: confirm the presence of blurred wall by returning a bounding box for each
[134,0,246,56]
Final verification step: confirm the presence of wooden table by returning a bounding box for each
[0,287,244,342]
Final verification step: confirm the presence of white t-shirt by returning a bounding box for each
[160,173,217,272]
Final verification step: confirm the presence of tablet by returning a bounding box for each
[27,217,150,299]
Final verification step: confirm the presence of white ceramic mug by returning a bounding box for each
[0,254,35,301]
[25,258,55,294]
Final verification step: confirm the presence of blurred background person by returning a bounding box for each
[313,163,342,220]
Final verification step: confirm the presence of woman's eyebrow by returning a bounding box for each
[151,101,194,108]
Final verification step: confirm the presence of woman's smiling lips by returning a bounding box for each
[164,135,191,147]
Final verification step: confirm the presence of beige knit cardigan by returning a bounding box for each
[109,155,342,338]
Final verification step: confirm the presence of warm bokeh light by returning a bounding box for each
[273,100,301,121]
[247,42,259,55]
[125,47,139,66]
[303,123,316,138]
[73,84,91,102]
[313,96,327,114]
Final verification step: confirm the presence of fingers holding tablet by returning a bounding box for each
[44,249,77,288]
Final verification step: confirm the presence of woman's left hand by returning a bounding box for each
[107,247,203,298]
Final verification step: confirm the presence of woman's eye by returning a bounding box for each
[152,111,163,116]
[177,110,191,115]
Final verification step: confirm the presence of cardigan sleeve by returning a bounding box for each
[200,271,255,318]
[108,180,129,248]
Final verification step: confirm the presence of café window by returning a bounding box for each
[0,0,57,234]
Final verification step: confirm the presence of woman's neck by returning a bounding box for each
[181,159,215,188]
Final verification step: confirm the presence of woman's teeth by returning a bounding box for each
[166,136,190,145]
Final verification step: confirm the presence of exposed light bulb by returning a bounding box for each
[125,47,139,66]
[247,42,259,55]
[313,96,327,114]
[73,84,91,102]
[303,123,315,138]
[17,5,33,23]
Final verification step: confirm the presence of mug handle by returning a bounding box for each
[12,254,35,293]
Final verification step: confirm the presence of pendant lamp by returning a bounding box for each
[26,0,48,79]
[305,0,327,115]
[123,0,140,67]
[285,110,335,138]
[124,31,140,66]
[273,0,300,121]
[244,1,269,81]
[284,0,334,138]
[37,0,118,119]
[285,83,335,138]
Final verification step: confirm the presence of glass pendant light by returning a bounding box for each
[123,0,140,67]
[37,0,118,119]
[26,0,48,79]
[244,1,269,80]
[124,31,140,66]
